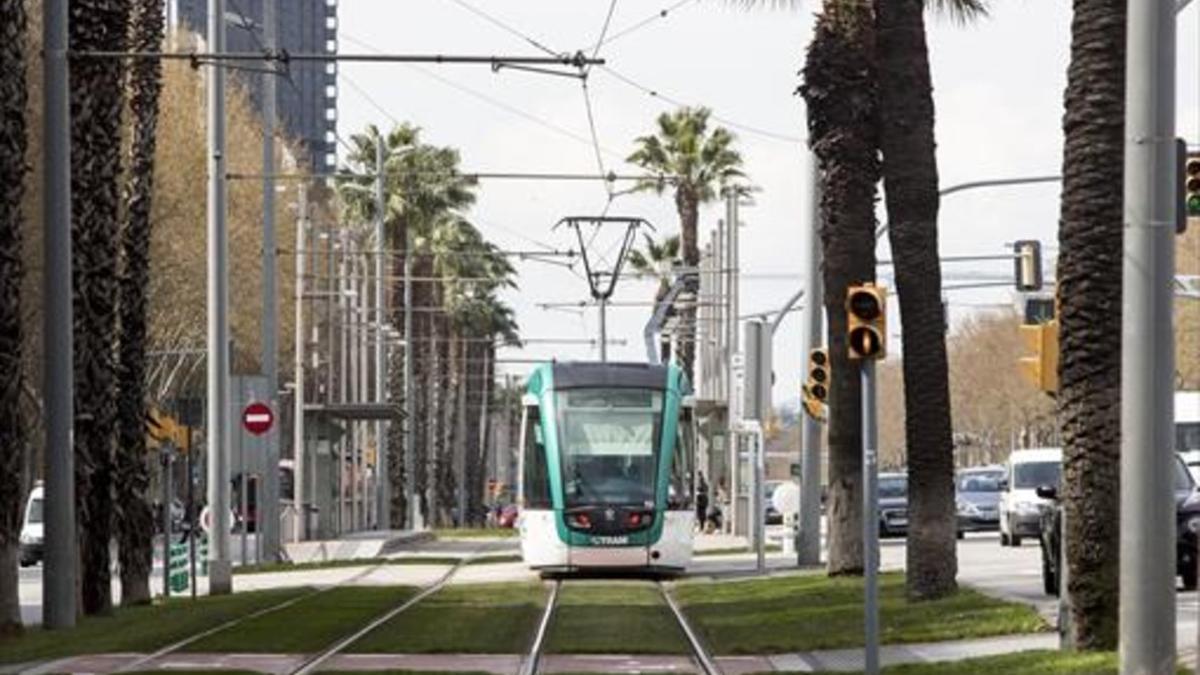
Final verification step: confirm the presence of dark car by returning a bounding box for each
[956,467,1005,535]
[878,473,908,537]
[1039,455,1200,596]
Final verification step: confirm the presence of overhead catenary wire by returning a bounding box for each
[585,0,701,51]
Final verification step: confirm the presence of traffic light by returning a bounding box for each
[1186,147,1200,226]
[846,284,887,360]
[807,348,829,402]
[1018,320,1059,395]
[1013,240,1043,292]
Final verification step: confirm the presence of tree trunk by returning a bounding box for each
[386,215,409,528]
[71,0,130,617]
[115,0,164,607]
[411,253,435,520]
[874,0,957,600]
[799,0,880,576]
[1056,0,1125,650]
[0,0,29,636]
[675,190,700,383]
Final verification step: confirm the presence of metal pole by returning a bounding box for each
[206,0,233,594]
[799,152,824,566]
[259,0,280,564]
[754,423,766,574]
[162,449,172,598]
[374,136,390,529]
[351,258,361,531]
[41,0,77,629]
[187,436,196,600]
[1120,0,1177,669]
[293,181,307,543]
[457,339,468,525]
[239,419,247,566]
[862,359,879,675]
[359,255,370,527]
[477,349,492,525]
[599,298,608,362]
[339,244,348,531]
[405,219,422,529]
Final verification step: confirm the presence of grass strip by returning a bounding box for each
[544,582,689,655]
[464,553,523,566]
[694,545,781,557]
[349,582,546,654]
[766,650,1188,674]
[676,572,1047,655]
[184,586,415,653]
[0,587,308,665]
[234,557,465,575]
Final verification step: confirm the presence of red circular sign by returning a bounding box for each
[242,401,274,436]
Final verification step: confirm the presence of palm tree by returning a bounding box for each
[874,0,985,601]
[627,234,682,362]
[0,0,29,635]
[71,0,131,617]
[114,0,164,607]
[628,108,745,382]
[1053,0,1125,651]
[797,0,880,576]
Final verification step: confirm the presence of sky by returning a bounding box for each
[336,0,1200,405]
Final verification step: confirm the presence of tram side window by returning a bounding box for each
[523,406,552,509]
[668,407,695,509]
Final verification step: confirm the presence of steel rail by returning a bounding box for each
[520,579,561,675]
[660,581,721,675]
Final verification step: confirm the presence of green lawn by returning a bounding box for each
[675,573,1047,655]
[544,582,689,655]
[184,586,415,653]
[349,582,546,654]
[0,588,308,665]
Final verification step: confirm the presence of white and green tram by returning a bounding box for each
[517,361,696,572]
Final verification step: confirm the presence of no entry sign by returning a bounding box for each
[242,401,274,436]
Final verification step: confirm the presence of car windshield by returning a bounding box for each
[879,476,907,499]
[957,472,1003,493]
[27,497,43,524]
[1175,457,1194,492]
[1013,460,1060,489]
[558,388,662,508]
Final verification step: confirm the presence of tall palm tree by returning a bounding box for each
[874,0,985,601]
[1054,0,1125,650]
[627,234,682,362]
[71,0,131,617]
[0,0,29,635]
[797,0,880,575]
[115,0,164,607]
[628,108,745,382]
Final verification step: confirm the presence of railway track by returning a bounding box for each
[520,578,720,675]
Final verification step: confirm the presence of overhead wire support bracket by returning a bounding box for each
[70,50,606,69]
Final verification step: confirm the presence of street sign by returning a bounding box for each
[242,401,274,436]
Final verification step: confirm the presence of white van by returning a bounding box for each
[998,448,1061,547]
[19,483,44,567]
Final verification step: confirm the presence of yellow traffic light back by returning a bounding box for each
[846,284,887,360]
[1188,153,1200,218]
[1018,320,1059,394]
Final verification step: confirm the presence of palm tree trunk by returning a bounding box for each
[70,0,130,617]
[0,0,29,636]
[412,253,435,519]
[1055,0,1125,650]
[386,215,409,528]
[115,0,164,607]
[874,0,957,600]
[799,0,880,575]
[675,191,700,383]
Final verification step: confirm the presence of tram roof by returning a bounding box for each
[549,361,675,391]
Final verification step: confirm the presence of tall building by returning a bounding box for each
[172,0,338,174]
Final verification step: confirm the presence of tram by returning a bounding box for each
[517,361,696,572]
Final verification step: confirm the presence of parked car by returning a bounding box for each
[999,448,1062,547]
[19,483,44,567]
[1038,454,1200,595]
[956,466,1005,535]
[764,480,784,525]
[878,473,908,537]
[497,504,519,528]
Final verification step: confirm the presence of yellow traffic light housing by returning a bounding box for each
[807,348,830,402]
[846,284,887,360]
[1018,320,1059,395]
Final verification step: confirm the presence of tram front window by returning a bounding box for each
[558,388,662,508]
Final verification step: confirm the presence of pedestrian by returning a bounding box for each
[695,472,709,532]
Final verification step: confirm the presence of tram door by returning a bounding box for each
[518,397,558,565]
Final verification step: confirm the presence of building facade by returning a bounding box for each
[172,0,338,174]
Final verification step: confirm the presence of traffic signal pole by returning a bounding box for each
[862,358,879,675]
[1120,0,1177,669]
[798,152,824,567]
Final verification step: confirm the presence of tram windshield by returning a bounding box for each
[558,388,663,507]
